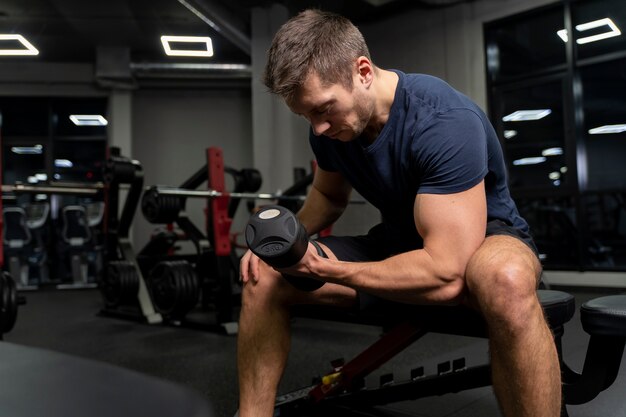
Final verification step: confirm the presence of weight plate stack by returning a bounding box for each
[141,186,183,224]
[102,260,140,308]
[0,272,18,334]
[147,260,200,319]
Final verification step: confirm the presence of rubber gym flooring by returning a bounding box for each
[3,287,626,417]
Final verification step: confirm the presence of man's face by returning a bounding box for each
[288,71,373,142]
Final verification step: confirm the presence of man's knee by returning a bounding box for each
[466,237,542,328]
[240,264,293,311]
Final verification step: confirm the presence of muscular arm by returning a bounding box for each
[285,180,487,305]
[297,167,352,236]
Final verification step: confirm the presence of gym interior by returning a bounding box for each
[1,0,625,416]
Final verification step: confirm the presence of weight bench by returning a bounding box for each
[279,290,626,416]
[0,342,214,417]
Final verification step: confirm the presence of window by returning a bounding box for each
[495,79,569,190]
[484,5,566,82]
[579,58,626,191]
[485,0,626,271]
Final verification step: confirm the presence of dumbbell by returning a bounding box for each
[245,205,325,291]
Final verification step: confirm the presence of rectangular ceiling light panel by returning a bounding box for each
[556,18,621,44]
[69,115,108,126]
[588,124,626,134]
[502,109,552,122]
[0,34,39,56]
[161,35,214,57]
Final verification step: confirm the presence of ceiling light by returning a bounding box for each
[588,124,626,134]
[576,18,621,44]
[556,18,621,44]
[54,159,74,168]
[504,130,518,139]
[513,157,547,166]
[11,145,43,154]
[541,147,563,156]
[503,109,552,122]
[69,115,108,126]
[161,35,214,57]
[0,34,39,56]
[549,172,561,180]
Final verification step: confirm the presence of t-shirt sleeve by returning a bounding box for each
[413,109,488,194]
[308,130,338,172]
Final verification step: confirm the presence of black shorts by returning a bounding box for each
[315,219,539,310]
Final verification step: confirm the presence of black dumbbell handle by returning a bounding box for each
[282,240,326,291]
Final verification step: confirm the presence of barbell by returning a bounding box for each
[1,182,105,196]
[147,186,311,202]
[141,185,365,224]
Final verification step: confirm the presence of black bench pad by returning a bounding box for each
[0,342,214,417]
[538,290,576,329]
[580,295,626,337]
[293,290,575,338]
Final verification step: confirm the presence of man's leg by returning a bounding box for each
[237,247,357,417]
[465,235,561,417]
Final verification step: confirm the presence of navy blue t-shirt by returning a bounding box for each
[310,70,528,254]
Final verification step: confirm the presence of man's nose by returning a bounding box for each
[311,119,331,136]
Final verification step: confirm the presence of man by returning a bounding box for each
[238,9,560,417]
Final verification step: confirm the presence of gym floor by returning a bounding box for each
[3,287,626,417]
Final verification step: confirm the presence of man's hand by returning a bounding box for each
[239,249,262,284]
[274,242,324,278]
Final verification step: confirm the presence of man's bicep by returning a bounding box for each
[414,180,487,278]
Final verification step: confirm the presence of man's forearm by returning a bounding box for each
[297,186,347,236]
[308,248,465,305]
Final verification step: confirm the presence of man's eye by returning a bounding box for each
[320,105,332,115]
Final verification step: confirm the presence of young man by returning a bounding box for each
[238,9,560,417]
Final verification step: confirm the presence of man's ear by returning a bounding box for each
[355,56,374,87]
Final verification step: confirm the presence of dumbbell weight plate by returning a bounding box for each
[148,260,199,319]
[103,261,139,307]
[141,187,183,224]
[245,205,324,291]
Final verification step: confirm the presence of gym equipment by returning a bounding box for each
[245,205,325,291]
[2,203,51,289]
[0,141,21,338]
[0,342,215,417]
[56,204,98,289]
[270,290,626,416]
[137,148,259,333]
[1,181,106,288]
[1,182,104,196]
[2,206,33,289]
[145,186,309,205]
[100,260,139,308]
[0,271,19,337]
[100,149,162,324]
[103,147,257,333]
[147,260,200,319]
